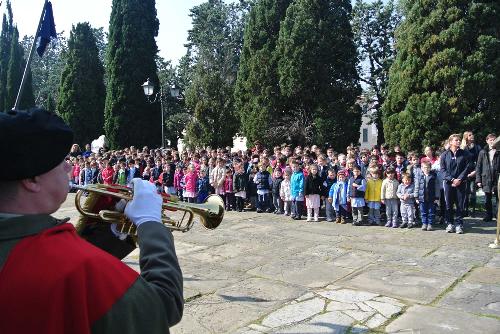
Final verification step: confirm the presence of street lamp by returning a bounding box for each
[142,78,182,148]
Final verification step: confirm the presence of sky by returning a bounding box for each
[4,0,208,65]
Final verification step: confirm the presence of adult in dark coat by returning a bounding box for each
[441,134,472,234]
[476,134,500,221]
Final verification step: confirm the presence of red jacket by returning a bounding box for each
[184,172,197,192]
[102,167,114,185]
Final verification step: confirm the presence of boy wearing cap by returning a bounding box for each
[0,108,183,333]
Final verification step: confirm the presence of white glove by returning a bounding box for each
[111,199,128,239]
[124,178,162,226]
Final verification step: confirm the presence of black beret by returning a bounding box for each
[0,108,74,180]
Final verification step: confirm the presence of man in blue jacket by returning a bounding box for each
[440,133,472,234]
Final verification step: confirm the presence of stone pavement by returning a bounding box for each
[56,194,500,333]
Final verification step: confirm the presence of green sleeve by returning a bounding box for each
[92,222,184,333]
[137,221,184,326]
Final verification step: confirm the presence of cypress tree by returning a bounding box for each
[105,0,161,149]
[0,1,13,112]
[57,22,106,147]
[277,0,361,149]
[382,0,500,151]
[234,0,292,146]
[5,27,35,110]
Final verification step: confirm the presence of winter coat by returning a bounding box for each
[247,173,257,196]
[414,171,440,202]
[475,146,500,193]
[348,176,366,198]
[102,167,114,185]
[365,178,382,202]
[173,171,183,190]
[184,172,198,192]
[381,178,399,200]
[254,171,271,190]
[233,172,248,192]
[197,176,210,194]
[160,170,175,187]
[304,174,322,196]
[290,170,304,197]
[210,166,226,189]
[272,176,283,196]
[397,183,415,205]
[323,177,336,197]
[440,149,472,183]
[224,176,234,193]
[329,181,349,211]
[280,179,292,201]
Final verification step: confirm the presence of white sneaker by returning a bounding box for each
[314,216,319,222]
[421,224,427,231]
[455,225,464,234]
[306,216,312,222]
[446,224,455,233]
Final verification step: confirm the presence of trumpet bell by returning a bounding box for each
[197,195,224,230]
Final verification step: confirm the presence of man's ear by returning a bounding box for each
[20,176,41,193]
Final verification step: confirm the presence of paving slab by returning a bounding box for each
[364,300,402,318]
[385,305,500,334]
[365,313,387,329]
[485,253,500,268]
[180,260,248,295]
[465,266,500,284]
[318,288,378,303]
[261,297,325,328]
[273,310,354,334]
[248,256,354,288]
[438,281,500,317]
[330,250,380,269]
[215,277,306,310]
[337,264,456,304]
[172,294,270,334]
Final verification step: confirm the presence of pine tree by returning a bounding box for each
[5,27,35,110]
[104,0,161,149]
[234,0,292,146]
[277,0,361,149]
[382,0,500,151]
[57,22,106,147]
[184,0,248,148]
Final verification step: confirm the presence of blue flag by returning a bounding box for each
[36,1,57,57]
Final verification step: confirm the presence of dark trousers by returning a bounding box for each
[257,193,270,211]
[235,196,245,211]
[464,179,477,215]
[420,201,436,225]
[272,194,283,213]
[335,205,348,219]
[485,190,499,218]
[444,182,467,226]
[225,193,235,210]
[292,199,304,218]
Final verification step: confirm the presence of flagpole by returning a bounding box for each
[12,0,48,111]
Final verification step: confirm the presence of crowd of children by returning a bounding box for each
[67,131,498,234]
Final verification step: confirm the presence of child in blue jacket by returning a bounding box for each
[290,161,305,220]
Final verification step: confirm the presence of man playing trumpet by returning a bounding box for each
[0,108,183,333]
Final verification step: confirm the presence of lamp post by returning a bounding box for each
[142,79,181,148]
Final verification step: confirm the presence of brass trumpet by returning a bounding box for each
[73,184,224,235]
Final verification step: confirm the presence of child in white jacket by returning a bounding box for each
[280,169,292,215]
